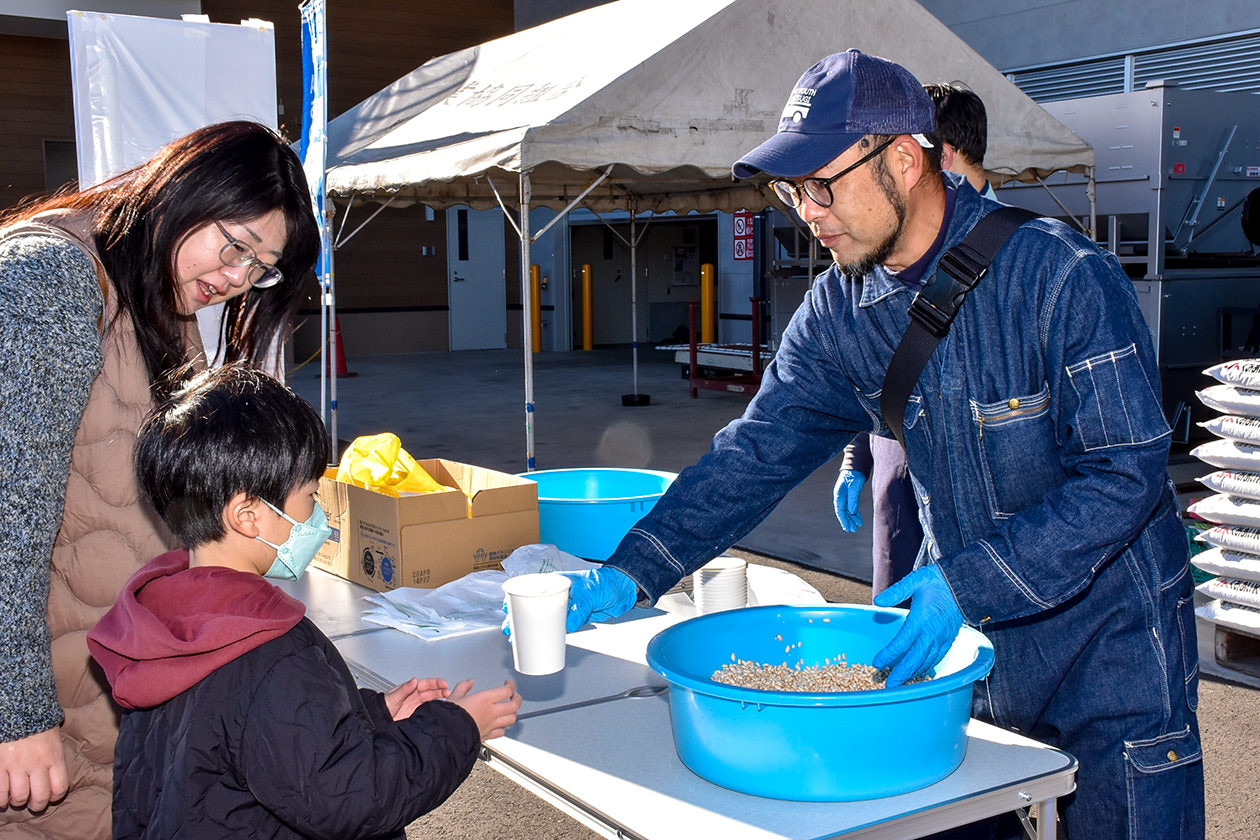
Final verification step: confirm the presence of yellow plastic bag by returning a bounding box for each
[336,433,449,497]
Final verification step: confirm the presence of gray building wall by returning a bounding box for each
[515,0,611,30]
[917,0,1260,70]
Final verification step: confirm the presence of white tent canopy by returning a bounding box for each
[325,0,1092,214]
[322,0,1094,467]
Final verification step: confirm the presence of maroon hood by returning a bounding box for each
[88,549,305,709]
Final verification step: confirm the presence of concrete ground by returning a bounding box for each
[289,346,1259,839]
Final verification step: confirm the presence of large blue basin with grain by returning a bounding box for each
[645,604,994,801]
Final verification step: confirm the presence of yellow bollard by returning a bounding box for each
[581,264,593,350]
[530,264,542,353]
[700,263,715,344]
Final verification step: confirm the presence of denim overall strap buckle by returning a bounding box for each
[909,245,988,335]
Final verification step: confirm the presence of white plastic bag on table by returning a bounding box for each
[359,545,598,641]
[502,543,598,577]
[362,570,510,640]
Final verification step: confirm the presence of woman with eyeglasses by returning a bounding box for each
[0,120,318,839]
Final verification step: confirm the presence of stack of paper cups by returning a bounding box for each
[693,556,748,614]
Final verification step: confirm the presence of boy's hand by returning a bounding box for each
[0,727,68,812]
[385,677,450,721]
[448,679,521,740]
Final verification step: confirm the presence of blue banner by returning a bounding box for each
[299,0,329,287]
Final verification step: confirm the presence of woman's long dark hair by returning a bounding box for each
[2,121,319,399]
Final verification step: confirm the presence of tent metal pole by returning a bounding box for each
[621,196,650,406]
[1032,173,1089,234]
[588,209,630,247]
[809,233,817,285]
[320,201,338,455]
[631,203,637,393]
[333,193,354,246]
[320,263,328,444]
[334,193,397,248]
[520,172,536,470]
[1088,166,1097,242]
[329,217,338,453]
[488,177,523,237]
[533,165,613,239]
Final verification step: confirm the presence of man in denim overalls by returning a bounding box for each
[554,50,1204,838]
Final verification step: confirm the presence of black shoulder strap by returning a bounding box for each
[880,206,1038,447]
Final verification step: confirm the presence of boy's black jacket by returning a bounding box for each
[90,550,480,839]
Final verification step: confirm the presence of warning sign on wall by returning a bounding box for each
[733,210,754,260]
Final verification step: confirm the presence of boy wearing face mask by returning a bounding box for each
[87,364,521,840]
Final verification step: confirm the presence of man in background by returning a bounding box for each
[925,82,997,197]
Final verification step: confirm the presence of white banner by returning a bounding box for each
[66,10,278,358]
[67,11,277,186]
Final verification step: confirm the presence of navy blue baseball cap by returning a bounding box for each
[733,49,935,180]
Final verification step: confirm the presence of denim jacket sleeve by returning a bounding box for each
[603,288,870,600]
[937,227,1174,624]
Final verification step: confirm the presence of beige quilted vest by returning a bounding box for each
[1,218,204,839]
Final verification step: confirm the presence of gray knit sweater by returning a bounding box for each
[0,232,104,742]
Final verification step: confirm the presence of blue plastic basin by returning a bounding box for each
[520,468,676,560]
[645,604,994,801]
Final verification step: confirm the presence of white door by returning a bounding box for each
[446,207,507,351]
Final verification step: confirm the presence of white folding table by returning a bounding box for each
[276,567,1076,839]
[487,696,1074,840]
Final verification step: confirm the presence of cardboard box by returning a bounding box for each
[314,459,539,592]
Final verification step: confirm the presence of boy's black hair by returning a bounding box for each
[923,83,988,167]
[135,363,330,547]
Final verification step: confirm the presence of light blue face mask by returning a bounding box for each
[257,500,332,581]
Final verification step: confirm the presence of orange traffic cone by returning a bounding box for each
[327,317,357,378]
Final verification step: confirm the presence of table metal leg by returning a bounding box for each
[1035,799,1057,840]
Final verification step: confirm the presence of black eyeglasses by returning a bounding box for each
[769,138,896,209]
[215,221,283,289]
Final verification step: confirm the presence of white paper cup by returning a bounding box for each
[693,556,747,614]
[502,573,572,675]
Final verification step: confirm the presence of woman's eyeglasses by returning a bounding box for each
[216,221,283,288]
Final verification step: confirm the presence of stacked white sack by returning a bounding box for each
[1190,360,1260,634]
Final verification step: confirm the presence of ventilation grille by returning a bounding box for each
[1007,32,1260,102]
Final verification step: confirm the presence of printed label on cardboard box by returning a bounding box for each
[313,459,538,592]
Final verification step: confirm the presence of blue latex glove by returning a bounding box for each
[832,469,866,532]
[559,567,639,631]
[871,565,965,687]
[501,566,639,636]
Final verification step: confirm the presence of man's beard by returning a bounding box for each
[838,155,908,279]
